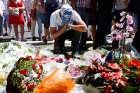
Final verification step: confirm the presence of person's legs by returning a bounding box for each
[92,25,96,44]
[0,24,2,36]
[43,26,49,43]
[0,15,3,36]
[42,13,50,43]
[94,9,112,49]
[37,13,43,40]
[20,24,24,41]
[13,24,19,41]
[54,31,70,54]
[77,7,89,51]
[54,36,67,54]
[132,13,140,53]
[43,11,53,43]
[70,29,81,54]
[3,14,8,36]
[31,19,36,41]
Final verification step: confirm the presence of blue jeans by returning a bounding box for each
[3,14,12,32]
[0,16,3,35]
[36,12,46,38]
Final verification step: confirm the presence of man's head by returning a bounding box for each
[60,4,73,25]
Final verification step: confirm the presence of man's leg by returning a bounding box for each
[70,29,81,54]
[54,31,70,54]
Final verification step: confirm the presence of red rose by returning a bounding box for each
[19,69,29,75]
[27,83,35,90]
[32,64,36,69]
[130,59,139,66]
[25,56,32,60]
[120,63,125,68]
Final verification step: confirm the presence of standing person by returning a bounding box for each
[31,0,37,41]
[0,0,5,36]
[71,0,91,53]
[42,0,60,43]
[50,4,87,55]
[93,0,114,49]
[2,0,12,36]
[23,0,32,32]
[34,0,45,41]
[8,0,25,41]
[128,0,140,53]
[89,0,97,48]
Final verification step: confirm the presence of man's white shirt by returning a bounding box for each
[50,9,83,31]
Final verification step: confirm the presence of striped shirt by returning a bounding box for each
[76,0,91,8]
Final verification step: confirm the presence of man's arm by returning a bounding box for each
[50,25,68,39]
[68,20,87,32]
[68,11,87,32]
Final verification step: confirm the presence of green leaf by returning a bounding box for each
[2,64,9,69]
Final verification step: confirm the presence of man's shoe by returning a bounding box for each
[42,36,47,44]
[32,37,36,41]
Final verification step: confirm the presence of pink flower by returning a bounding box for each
[126,15,134,24]
[120,11,126,16]
[115,23,124,28]
[126,26,134,32]
[116,34,122,40]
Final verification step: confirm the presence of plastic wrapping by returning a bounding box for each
[34,69,75,93]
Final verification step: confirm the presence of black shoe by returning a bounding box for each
[38,37,41,41]
[42,36,47,44]
[21,39,27,42]
[32,37,36,41]
[3,33,8,36]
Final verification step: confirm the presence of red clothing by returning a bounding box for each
[8,0,24,25]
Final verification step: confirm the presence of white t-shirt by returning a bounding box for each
[0,0,5,16]
[50,9,83,31]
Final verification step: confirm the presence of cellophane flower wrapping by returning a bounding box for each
[34,69,75,93]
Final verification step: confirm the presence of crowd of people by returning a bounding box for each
[0,0,140,55]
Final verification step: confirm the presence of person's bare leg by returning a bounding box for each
[31,19,36,40]
[13,24,19,41]
[20,24,24,41]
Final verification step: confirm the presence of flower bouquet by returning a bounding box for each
[6,56,44,93]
